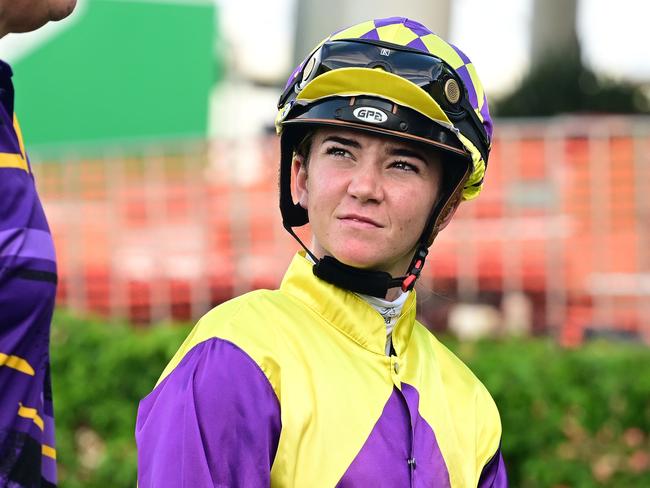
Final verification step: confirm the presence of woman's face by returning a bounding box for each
[293,127,442,278]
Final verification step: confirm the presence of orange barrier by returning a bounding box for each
[35,117,650,342]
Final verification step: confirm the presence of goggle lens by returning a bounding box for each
[282,40,459,110]
[280,39,489,158]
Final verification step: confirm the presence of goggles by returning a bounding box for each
[279,39,489,161]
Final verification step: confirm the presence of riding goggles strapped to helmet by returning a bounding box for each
[278,39,490,163]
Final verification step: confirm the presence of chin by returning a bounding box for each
[315,237,407,275]
[331,247,386,272]
[334,244,413,277]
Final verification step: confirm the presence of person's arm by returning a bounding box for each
[136,337,281,487]
[477,443,508,487]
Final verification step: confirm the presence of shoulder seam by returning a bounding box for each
[201,291,282,399]
[159,337,281,406]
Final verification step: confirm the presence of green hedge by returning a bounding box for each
[51,311,650,487]
[51,311,191,488]
[454,339,650,487]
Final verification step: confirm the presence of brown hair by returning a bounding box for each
[294,130,314,169]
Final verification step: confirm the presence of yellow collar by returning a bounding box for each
[280,252,417,356]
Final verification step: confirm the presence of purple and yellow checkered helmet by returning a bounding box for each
[277,17,492,244]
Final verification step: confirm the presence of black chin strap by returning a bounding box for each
[284,221,428,298]
[313,256,401,297]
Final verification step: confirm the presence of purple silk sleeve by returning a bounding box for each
[477,445,508,488]
[136,338,282,488]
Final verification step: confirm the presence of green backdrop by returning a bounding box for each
[11,0,219,154]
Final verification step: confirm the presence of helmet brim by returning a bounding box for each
[282,117,468,160]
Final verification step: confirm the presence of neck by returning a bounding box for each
[384,288,402,301]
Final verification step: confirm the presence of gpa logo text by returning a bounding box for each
[353,107,388,124]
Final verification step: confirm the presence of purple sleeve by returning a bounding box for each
[477,444,508,487]
[136,338,282,488]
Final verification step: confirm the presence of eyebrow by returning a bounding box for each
[322,134,430,165]
[387,147,428,165]
[322,135,362,149]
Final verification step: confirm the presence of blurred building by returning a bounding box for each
[531,0,579,66]
[293,0,451,65]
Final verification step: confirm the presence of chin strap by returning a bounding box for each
[285,220,429,298]
[400,245,429,292]
[313,244,428,298]
[313,256,401,297]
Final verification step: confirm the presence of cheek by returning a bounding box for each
[304,185,332,230]
[305,184,320,213]
[393,191,434,234]
[306,173,340,213]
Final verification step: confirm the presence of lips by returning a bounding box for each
[338,213,383,228]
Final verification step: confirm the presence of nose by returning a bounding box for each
[347,162,384,203]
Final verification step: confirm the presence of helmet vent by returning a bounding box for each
[444,79,461,104]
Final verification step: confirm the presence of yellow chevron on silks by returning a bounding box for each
[17,402,44,431]
[0,353,35,375]
[0,152,29,172]
[42,444,57,460]
[13,114,28,161]
[156,252,502,487]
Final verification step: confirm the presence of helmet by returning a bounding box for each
[276,17,493,297]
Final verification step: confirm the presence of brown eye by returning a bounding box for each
[391,161,419,173]
[325,146,349,157]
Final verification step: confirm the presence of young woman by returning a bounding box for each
[137,17,507,487]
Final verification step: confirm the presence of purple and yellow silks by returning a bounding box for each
[137,252,507,487]
[1,59,58,487]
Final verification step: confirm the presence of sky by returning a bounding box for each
[450,0,650,96]
[217,0,650,97]
[1,0,648,98]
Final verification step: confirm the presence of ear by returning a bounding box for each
[428,193,462,245]
[292,154,309,209]
[436,198,461,232]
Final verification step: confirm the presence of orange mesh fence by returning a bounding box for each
[34,117,650,343]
